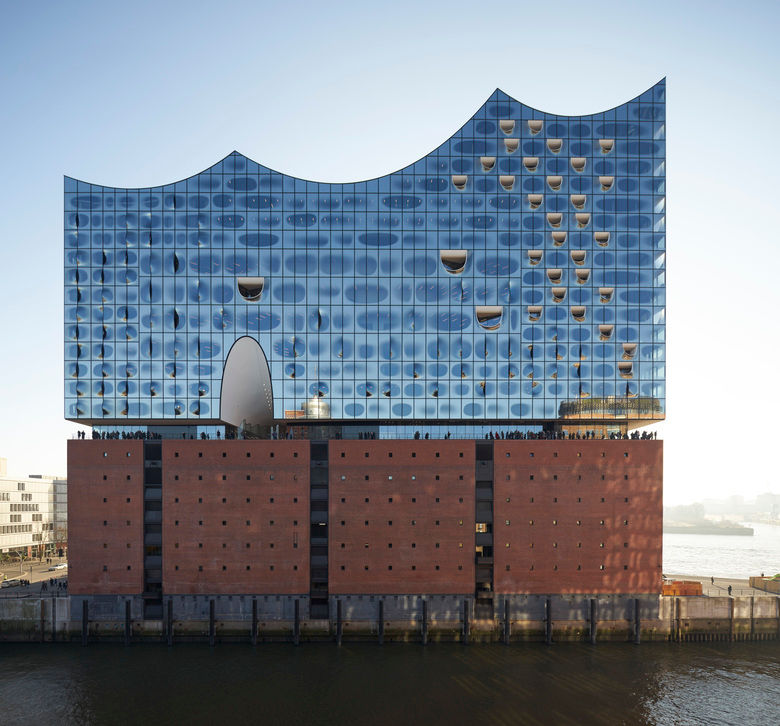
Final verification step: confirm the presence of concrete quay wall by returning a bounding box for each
[2,594,780,643]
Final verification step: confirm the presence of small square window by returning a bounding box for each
[103,475,107,481]
[198,566,203,571]
[529,475,534,480]
[103,497,107,503]
[198,452,203,458]
[553,475,558,481]
[198,475,203,481]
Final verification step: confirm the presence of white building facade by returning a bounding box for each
[0,458,67,556]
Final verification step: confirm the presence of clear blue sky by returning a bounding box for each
[1,0,778,505]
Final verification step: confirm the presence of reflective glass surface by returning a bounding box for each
[64,82,665,424]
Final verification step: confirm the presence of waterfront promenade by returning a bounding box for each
[665,575,770,598]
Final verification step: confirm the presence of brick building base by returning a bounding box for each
[67,439,662,607]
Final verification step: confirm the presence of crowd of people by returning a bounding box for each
[78,427,659,442]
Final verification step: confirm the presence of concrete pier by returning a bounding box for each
[2,594,779,644]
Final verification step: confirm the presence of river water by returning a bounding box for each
[664,522,780,578]
[1,641,779,725]
[1,526,778,723]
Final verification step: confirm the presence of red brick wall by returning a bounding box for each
[67,440,145,594]
[328,441,475,594]
[161,441,310,594]
[493,440,662,594]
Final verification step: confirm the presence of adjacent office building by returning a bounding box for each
[65,81,665,620]
[0,458,67,557]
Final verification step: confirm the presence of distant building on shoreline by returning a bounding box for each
[0,458,67,559]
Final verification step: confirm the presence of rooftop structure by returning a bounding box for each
[64,81,665,436]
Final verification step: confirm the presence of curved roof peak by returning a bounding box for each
[66,79,664,190]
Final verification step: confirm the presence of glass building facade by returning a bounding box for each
[64,81,665,429]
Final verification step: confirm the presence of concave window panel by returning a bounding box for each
[480,157,496,172]
[504,139,519,154]
[551,231,567,246]
[547,176,562,191]
[237,277,265,302]
[523,157,539,172]
[528,194,543,209]
[475,306,504,330]
[575,269,590,284]
[547,268,563,284]
[547,213,562,228]
[571,195,586,210]
[599,139,614,154]
[440,250,468,275]
[499,176,515,191]
[528,120,543,135]
[547,139,563,153]
[599,287,614,303]
[571,250,586,265]
[622,343,637,360]
[452,175,468,190]
[618,361,633,378]
[551,287,567,303]
[595,232,610,247]
[571,306,586,322]
[571,157,587,173]
[499,120,516,135]
[575,213,591,228]
[599,176,614,191]
[528,250,543,266]
[527,306,543,322]
[598,324,614,340]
